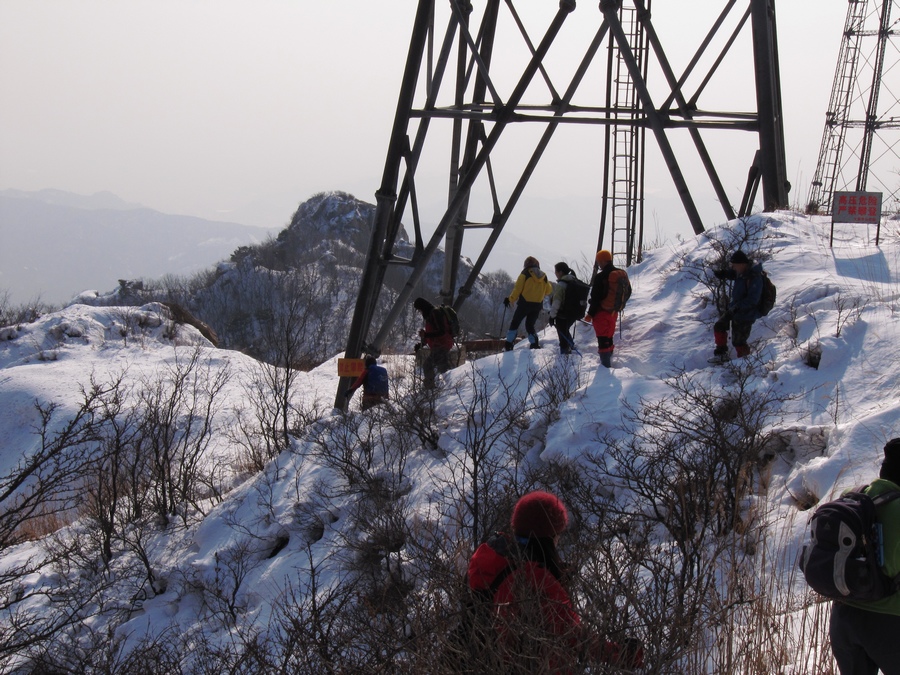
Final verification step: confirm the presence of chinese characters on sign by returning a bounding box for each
[832,191,882,224]
[830,191,884,247]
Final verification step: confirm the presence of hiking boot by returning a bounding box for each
[708,352,731,365]
[599,351,612,368]
[529,342,542,349]
[504,341,514,352]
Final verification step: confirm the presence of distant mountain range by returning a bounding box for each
[0,189,277,305]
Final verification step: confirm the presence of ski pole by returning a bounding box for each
[497,305,508,340]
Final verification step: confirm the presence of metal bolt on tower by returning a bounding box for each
[808,0,900,214]
[336,0,789,407]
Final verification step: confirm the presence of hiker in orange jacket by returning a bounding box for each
[586,250,630,368]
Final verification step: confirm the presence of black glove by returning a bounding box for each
[548,316,556,327]
[503,298,510,308]
[414,342,422,352]
[713,269,728,279]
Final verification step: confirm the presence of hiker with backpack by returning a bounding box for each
[823,438,900,674]
[465,491,644,672]
[709,250,766,364]
[586,249,631,368]
[549,262,588,356]
[344,356,390,410]
[503,256,553,351]
[413,297,454,388]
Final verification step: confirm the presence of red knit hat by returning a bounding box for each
[511,491,568,538]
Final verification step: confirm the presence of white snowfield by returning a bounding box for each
[1,211,899,670]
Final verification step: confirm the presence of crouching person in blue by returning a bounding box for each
[711,250,763,363]
[344,356,389,410]
[829,438,900,675]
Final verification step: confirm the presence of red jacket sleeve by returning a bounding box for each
[348,368,367,393]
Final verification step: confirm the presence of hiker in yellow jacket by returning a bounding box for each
[503,256,553,350]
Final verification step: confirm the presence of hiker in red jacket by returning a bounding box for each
[467,491,644,672]
[414,297,454,389]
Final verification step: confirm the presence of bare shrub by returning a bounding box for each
[134,347,231,526]
[0,385,111,549]
[441,367,541,545]
[833,291,866,337]
[185,536,266,628]
[0,290,53,328]
[570,359,795,672]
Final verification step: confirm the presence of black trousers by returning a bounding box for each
[509,301,543,337]
[830,601,900,675]
[714,312,753,347]
[554,317,576,353]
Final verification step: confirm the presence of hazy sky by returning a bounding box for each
[1,1,853,268]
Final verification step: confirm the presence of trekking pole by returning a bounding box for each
[496,306,508,340]
[566,334,581,356]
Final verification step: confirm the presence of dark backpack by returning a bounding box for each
[435,305,460,338]
[443,556,516,669]
[798,485,900,601]
[758,271,776,316]
[608,269,632,312]
[560,277,591,319]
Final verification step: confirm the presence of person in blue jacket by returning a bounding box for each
[710,250,764,363]
[345,356,390,410]
[829,438,900,674]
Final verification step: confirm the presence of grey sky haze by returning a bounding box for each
[1,1,851,268]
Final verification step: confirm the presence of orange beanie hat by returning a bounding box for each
[596,250,612,265]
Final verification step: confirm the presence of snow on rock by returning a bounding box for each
[2,211,900,668]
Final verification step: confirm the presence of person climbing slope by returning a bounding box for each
[503,256,553,351]
[586,250,631,368]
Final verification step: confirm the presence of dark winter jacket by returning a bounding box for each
[720,263,765,323]
[549,273,577,320]
[587,262,618,315]
[419,304,454,351]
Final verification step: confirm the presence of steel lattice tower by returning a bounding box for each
[808,0,900,214]
[336,0,788,407]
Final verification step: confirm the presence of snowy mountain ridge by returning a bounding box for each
[1,211,899,672]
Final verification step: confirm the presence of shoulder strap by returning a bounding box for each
[488,561,517,596]
[872,489,900,508]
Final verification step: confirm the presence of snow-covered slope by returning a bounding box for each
[1,211,899,671]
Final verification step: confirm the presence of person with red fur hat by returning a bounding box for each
[465,491,644,672]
